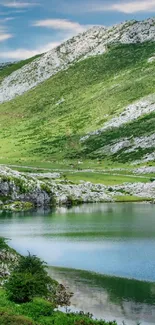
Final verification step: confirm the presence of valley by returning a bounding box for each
[0,15,155,325]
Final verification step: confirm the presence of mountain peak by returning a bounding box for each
[0,17,155,103]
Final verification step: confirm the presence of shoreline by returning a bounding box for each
[0,165,154,212]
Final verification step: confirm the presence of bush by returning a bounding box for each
[0,237,8,250]
[5,254,55,303]
[20,298,54,321]
[0,310,35,325]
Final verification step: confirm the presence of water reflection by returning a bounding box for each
[49,267,155,325]
[0,203,155,324]
[0,204,155,281]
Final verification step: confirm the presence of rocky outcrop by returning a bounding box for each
[80,94,155,162]
[112,182,155,200]
[0,166,155,210]
[80,94,155,142]
[0,18,155,103]
[134,167,155,174]
[0,245,18,285]
[0,166,112,209]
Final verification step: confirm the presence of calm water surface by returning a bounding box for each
[0,203,155,324]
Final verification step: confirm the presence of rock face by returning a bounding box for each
[0,247,18,284]
[0,18,155,103]
[80,94,155,142]
[0,166,155,210]
[80,94,155,162]
[0,166,112,209]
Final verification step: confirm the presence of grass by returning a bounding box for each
[115,195,152,202]
[64,171,150,185]
[0,42,154,166]
[82,112,155,162]
[0,289,117,325]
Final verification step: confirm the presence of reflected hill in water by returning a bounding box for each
[49,267,155,325]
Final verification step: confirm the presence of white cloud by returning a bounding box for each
[0,17,15,22]
[0,18,14,42]
[32,18,90,33]
[0,41,60,59]
[0,18,92,60]
[62,0,155,14]
[3,1,39,8]
[106,0,155,13]
[0,33,13,41]
[83,0,155,13]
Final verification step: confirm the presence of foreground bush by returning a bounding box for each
[5,253,56,303]
[0,290,120,325]
[0,237,8,250]
[0,310,35,325]
[20,298,54,321]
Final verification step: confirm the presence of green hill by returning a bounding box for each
[0,41,154,168]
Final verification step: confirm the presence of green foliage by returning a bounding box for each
[0,237,8,250]
[40,183,51,195]
[20,299,54,321]
[37,311,117,325]
[0,42,154,165]
[0,311,35,325]
[5,254,54,303]
[13,177,30,193]
[14,254,47,275]
[0,175,29,193]
[0,289,133,325]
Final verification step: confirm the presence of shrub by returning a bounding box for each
[5,254,55,303]
[0,310,35,325]
[0,237,8,250]
[20,298,54,321]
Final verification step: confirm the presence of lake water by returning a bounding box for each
[0,203,155,324]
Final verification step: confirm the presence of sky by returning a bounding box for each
[0,0,155,62]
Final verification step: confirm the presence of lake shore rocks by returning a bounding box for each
[0,166,155,211]
[0,246,19,285]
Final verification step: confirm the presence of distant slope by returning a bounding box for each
[0,55,41,86]
[0,40,154,165]
[0,18,155,103]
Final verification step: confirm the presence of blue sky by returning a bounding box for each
[0,0,155,61]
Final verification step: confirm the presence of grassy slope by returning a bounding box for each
[0,42,154,167]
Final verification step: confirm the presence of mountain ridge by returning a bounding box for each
[0,17,155,103]
[0,17,154,166]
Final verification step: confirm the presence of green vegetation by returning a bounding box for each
[5,254,57,303]
[115,195,152,202]
[3,201,34,212]
[82,112,155,162]
[0,244,118,325]
[64,171,150,185]
[0,289,118,325]
[51,266,155,305]
[0,42,154,166]
[0,237,8,250]
[0,310,35,325]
